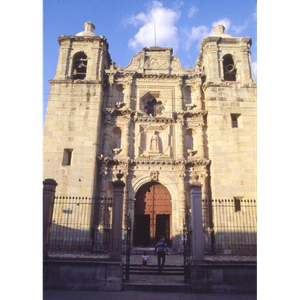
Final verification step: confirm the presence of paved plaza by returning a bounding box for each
[43,290,257,300]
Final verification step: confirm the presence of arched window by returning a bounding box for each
[223,54,236,81]
[72,52,87,80]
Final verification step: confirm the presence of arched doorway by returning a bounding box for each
[134,182,172,247]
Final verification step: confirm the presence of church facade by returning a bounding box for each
[43,22,256,251]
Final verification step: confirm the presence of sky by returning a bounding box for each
[43,0,257,122]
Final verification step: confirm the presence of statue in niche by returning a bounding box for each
[150,132,159,152]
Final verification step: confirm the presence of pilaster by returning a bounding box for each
[110,172,126,260]
[190,183,204,261]
[43,179,58,258]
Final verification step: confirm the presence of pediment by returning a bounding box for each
[123,46,187,75]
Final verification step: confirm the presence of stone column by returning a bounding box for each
[43,178,57,258]
[107,73,115,107]
[190,184,204,261]
[197,124,205,158]
[110,172,126,260]
[175,117,185,159]
[194,81,201,107]
[124,79,132,108]
[176,78,183,110]
[103,117,113,157]
[122,120,131,158]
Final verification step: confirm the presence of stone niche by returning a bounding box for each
[137,124,172,158]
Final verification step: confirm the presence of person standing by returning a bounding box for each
[154,235,170,273]
[140,251,150,271]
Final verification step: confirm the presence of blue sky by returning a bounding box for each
[43,0,257,122]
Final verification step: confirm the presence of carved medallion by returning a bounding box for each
[150,170,159,181]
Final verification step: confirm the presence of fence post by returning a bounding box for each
[190,183,209,292]
[110,171,125,260]
[43,178,57,258]
[190,184,204,261]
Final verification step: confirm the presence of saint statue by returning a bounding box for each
[150,132,159,152]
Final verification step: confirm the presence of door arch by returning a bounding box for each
[134,182,172,247]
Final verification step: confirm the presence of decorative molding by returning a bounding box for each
[98,156,210,167]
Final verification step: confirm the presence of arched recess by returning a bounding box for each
[186,128,194,150]
[223,54,236,81]
[72,52,88,80]
[115,84,124,103]
[111,127,122,149]
[134,182,172,247]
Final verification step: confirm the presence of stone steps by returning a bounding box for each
[122,283,192,293]
[122,263,191,292]
[124,264,185,275]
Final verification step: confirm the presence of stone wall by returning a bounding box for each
[191,262,257,293]
[43,259,123,291]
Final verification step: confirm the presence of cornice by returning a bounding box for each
[173,110,207,118]
[103,107,135,117]
[202,81,257,91]
[57,35,108,44]
[98,156,210,167]
[133,115,175,123]
[48,79,103,84]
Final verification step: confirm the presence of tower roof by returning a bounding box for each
[76,21,96,36]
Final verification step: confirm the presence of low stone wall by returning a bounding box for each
[43,259,123,291]
[44,259,256,293]
[191,261,257,293]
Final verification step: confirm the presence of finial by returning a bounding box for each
[214,24,225,35]
[116,170,124,180]
[84,21,95,33]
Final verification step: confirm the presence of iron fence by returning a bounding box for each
[47,196,257,260]
[202,199,257,260]
[48,196,112,256]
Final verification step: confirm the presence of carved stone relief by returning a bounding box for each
[144,55,168,70]
[138,124,171,158]
[150,170,159,181]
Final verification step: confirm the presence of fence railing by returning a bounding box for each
[47,196,257,260]
[202,199,257,260]
[48,196,112,254]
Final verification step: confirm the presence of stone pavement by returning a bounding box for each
[43,290,257,300]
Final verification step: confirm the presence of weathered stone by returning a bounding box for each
[43,22,256,250]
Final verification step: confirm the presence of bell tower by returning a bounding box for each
[43,22,112,197]
[196,25,257,199]
[197,24,254,84]
[54,21,110,81]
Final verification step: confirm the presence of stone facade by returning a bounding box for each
[43,22,256,250]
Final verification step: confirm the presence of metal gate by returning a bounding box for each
[124,214,131,282]
[183,222,191,282]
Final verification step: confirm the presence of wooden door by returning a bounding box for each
[134,183,172,246]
